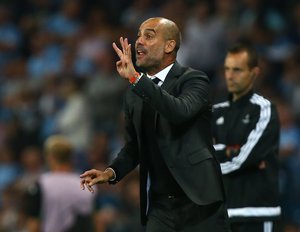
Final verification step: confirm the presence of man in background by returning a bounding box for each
[212,43,282,232]
[24,135,94,232]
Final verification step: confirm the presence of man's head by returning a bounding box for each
[135,17,181,75]
[44,135,73,170]
[224,43,260,101]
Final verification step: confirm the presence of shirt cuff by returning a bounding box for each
[132,73,143,85]
[213,144,226,151]
[105,167,116,181]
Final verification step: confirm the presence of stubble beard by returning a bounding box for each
[136,56,161,74]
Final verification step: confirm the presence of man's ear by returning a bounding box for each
[251,66,260,80]
[165,40,176,54]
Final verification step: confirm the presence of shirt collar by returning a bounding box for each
[147,63,174,82]
[229,89,254,106]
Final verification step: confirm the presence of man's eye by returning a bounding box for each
[145,34,153,39]
[233,69,242,73]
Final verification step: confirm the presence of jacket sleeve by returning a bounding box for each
[218,100,280,174]
[108,91,140,183]
[213,144,228,163]
[132,70,210,125]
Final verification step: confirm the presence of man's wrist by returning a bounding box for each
[104,168,116,181]
[129,72,141,84]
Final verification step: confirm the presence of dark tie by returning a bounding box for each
[152,77,160,85]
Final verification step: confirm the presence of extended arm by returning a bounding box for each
[133,71,210,125]
[80,92,140,189]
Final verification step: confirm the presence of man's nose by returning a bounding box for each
[136,36,144,45]
[225,71,234,80]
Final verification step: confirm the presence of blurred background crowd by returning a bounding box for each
[0,0,300,231]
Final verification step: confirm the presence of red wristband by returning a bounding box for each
[129,72,140,84]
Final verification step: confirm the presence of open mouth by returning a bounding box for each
[136,48,147,59]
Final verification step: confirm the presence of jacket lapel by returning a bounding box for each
[132,62,185,131]
[161,61,184,91]
[154,62,185,125]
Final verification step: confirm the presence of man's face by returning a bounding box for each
[135,19,167,74]
[224,51,255,100]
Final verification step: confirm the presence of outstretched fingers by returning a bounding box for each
[127,44,132,57]
[120,37,126,55]
[123,38,132,59]
[113,37,131,59]
[112,37,135,79]
[112,42,123,59]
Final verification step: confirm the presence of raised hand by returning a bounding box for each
[112,37,137,80]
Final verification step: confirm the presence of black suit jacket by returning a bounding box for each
[109,62,225,225]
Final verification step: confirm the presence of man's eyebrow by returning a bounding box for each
[139,28,156,34]
[145,28,156,32]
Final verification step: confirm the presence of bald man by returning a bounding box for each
[81,17,231,231]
